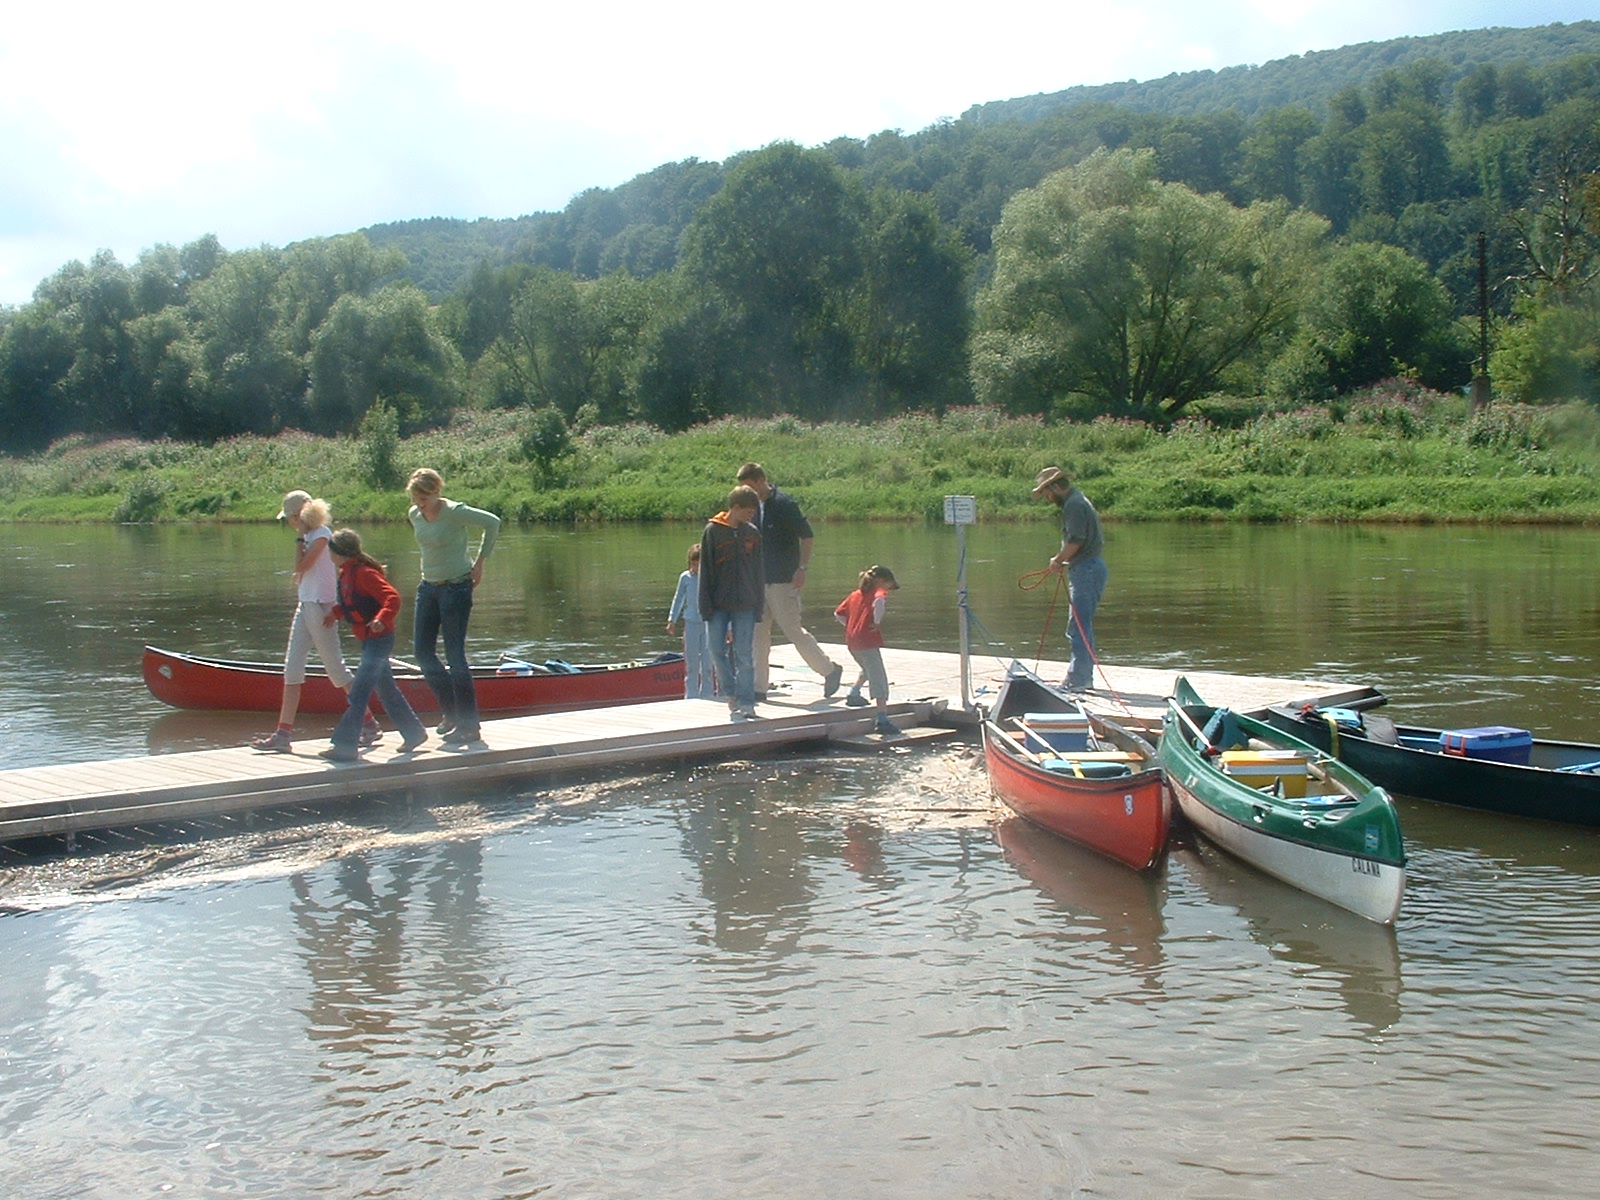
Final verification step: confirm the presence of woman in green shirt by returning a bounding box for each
[406,468,501,745]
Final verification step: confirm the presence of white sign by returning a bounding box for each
[943,495,977,526]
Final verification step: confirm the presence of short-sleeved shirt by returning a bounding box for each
[298,525,339,605]
[1060,487,1104,564]
[758,486,814,584]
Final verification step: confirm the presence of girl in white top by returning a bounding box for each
[251,490,373,751]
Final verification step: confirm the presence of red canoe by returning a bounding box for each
[982,665,1171,871]
[143,645,686,715]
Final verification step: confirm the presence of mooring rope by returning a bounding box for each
[1016,567,1133,719]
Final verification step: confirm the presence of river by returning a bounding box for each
[2,520,1598,1197]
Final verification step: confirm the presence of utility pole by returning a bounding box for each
[1470,231,1492,410]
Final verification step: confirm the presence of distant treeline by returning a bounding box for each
[4,22,1600,452]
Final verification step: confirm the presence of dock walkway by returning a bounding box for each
[0,647,1367,845]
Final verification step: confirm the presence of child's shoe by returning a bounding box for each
[845,689,868,707]
[874,715,898,736]
[250,728,293,752]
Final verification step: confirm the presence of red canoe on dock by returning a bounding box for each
[142,645,686,715]
[982,665,1171,871]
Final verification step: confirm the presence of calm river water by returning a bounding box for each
[3,520,1599,1198]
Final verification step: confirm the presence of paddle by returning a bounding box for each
[1168,697,1221,756]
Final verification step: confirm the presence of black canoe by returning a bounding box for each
[1262,700,1600,828]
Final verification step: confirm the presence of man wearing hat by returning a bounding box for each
[1032,466,1107,693]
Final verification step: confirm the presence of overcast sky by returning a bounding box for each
[0,1,1593,305]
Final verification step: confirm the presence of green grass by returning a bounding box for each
[5,387,1600,525]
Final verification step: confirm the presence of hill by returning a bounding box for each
[963,20,1600,123]
[371,21,1600,300]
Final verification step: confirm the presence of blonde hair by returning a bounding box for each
[407,467,443,497]
[300,497,331,529]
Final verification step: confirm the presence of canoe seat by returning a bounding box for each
[1039,757,1133,779]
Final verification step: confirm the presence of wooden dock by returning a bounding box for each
[0,646,1369,845]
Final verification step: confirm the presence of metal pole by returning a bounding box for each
[957,521,972,711]
[1471,230,1492,410]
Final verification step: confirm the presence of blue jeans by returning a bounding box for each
[415,579,478,735]
[1066,556,1108,690]
[331,632,426,749]
[707,609,756,710]
[683,618,715,700]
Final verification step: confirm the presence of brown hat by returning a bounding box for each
[1030,467,1068,498]
[277,489,311,520]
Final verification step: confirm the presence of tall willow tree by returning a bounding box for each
[971,148,1327,420]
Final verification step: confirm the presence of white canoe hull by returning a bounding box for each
[1172,779,1406,925]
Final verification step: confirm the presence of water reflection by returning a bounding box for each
[992,816,1166,982]
[674,761,825,954]
[1169,834,1403,1035]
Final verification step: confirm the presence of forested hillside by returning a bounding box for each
[5,21,1600,454]
[965,20,1600,123]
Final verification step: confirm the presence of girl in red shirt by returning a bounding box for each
[319,529,429,761]
[834,565,899,736]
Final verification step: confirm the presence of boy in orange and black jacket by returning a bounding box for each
[699,485,764,721]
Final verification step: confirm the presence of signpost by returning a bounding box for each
[944,496,977,711]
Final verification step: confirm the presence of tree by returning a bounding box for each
[854,189,972,415]
[308,284,462,433]
[488,268,658,421]
[1271,242,1473,397]
[1237,107,1319,205]
[185,247,303,436]
[972,148,1327,420]
[679,142,868,418]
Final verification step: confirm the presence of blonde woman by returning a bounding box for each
[251,490,377,751]
[406,469,501,745]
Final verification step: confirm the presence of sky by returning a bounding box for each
[0,1,1595,306]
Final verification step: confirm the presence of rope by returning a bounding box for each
[1015,567,1134,721]
[1017,568,1062,669]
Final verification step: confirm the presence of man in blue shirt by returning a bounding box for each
[737,462,845,699]
[1033,466,1107,693]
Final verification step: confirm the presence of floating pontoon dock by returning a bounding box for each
[0,647,1374,845]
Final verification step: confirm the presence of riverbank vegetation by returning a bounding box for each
[6,385,1600,525]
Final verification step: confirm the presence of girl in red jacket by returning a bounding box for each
[319,529,429,761]
[834,565,899,736]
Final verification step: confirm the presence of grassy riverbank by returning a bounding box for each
[5,385,1600,524]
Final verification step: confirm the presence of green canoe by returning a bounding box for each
[1160,676,1406,924]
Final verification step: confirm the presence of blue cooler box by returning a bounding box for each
[1439,725,1532,765]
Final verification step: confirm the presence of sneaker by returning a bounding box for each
[874,715,899,736]
[250,728,293,753]
[845,690,868,708]
[737,706,759,719]
[399,732,428,754]
[442,727,479,746]
[729,709,750,722]
[436,718,456,737]
[318,744,360,762]
[359,721,383,748]
[823,664,844,698]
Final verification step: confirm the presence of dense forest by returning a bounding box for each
[4,21,1600,452]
